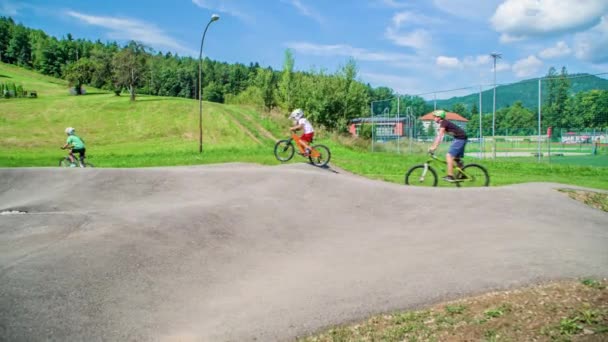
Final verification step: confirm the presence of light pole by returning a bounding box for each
[198,14,220,153]
[490,52,501,159]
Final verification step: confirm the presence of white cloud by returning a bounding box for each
[374,0,411,8]
[66,11,195,55]
[286,42,419,64]
[191,0,251,21]
[574,16,608,64]
[512,55,543,77]
[385,28,432,50]
[463,55,492,67]
[360,71,424,95]
[495,62,511,72]
[499,33,526,43]
[282,0,324,24]
[391,11,442,27]
[436,56,461,68]
[433,0,502,20]
[539,41,572,59]
[436,55,493,69]
[384,11,435,51]
[491,0,608,40]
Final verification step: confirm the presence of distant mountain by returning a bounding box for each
[432,73,608,113]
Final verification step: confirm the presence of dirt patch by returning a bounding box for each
[301,279,608,342]
[559,189,608,212]
[220,109,262,144]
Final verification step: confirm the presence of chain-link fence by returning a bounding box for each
[367,97,421,154]
[357,72,608,166]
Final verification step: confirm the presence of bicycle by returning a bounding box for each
[274,133,331,167]
[404,151,489,187]
[59,147,94,168]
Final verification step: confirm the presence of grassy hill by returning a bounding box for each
[434,73,608,112]
[1,62,607,189]
[0,62,291,167]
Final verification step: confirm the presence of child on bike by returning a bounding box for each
[289,108,314,156]
[61,127,86,167]
[428,110,467,182]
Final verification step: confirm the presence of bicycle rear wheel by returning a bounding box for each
[309,144,331,167]
[458,164,490,187]
[274,140,295,162]
[404,165,438,186]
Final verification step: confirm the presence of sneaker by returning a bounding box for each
[443,175,455,182]
[303,148,311,157]
[70,163,77,168]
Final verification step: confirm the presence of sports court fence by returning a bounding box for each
[360,72,608,166]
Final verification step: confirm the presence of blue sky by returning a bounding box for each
[2,0,608,99]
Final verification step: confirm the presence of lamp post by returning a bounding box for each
[490,52,502,159]
[198,14,220,153]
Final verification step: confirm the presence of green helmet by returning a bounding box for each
[433,110,446,119]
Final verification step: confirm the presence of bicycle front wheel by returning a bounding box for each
[458,164,490,187]
[405,165,438,186]
[309,144,331,167]
[59,158,72,167]
[274,140,295,162]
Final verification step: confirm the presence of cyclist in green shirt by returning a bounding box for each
[61,127,86,167]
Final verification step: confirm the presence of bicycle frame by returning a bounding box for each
[421,153,470,181]
[290,133,321,159]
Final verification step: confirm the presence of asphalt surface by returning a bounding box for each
[1,164,607,341]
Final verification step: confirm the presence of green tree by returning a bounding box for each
[498,101,535,134]
[64,57,95,95]
[0,17,14,62]
[451,103,469,119]
[255,67,277,111]
[369,86,394,102]
[543,66,571,130]
[89,42,118,89]
[471,103,479,116]
[6,23,31,66]
[112,41,147,101]
[278,49,295,111]
[203,81,224,103]
[567,89,608,129]
[426,122,436,138]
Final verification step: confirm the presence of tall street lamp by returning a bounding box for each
[198,14,220,153]
[490,52,502,159]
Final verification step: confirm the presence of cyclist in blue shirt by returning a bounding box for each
[428,110,467,182]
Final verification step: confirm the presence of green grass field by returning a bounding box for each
[2,62,608,190]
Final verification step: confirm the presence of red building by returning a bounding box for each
[419,111,469,131]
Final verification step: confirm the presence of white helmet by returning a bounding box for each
[289,108,304,121]
[65,127,75,135]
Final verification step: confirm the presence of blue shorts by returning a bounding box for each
[448,139,467,158]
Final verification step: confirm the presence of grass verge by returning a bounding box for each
[300,279,608,342]
[558,189,608,212]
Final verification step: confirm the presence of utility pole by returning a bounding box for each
[490,52,502,159]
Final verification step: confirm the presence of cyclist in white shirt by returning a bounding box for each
[289,108,314,156]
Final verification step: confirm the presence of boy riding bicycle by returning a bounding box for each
[289,108,314,156]
[428,110,467,182]
[61,127,86,167]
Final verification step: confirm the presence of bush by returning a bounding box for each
[1,82,29,99]
[359,124,372,140]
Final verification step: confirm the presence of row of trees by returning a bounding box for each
[1,16,605,133]
[0,16,413,132]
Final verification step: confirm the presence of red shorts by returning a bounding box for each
[300,132,314,143]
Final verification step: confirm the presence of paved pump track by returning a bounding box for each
[1,164,607,341]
